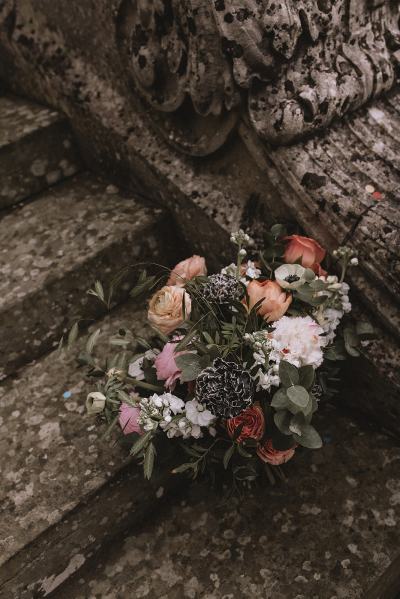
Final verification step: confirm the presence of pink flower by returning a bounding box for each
[257,439,296,466]
[167,255,207,287]
[154,339,183,390]
[119,403,142,436]
[246,280,292,322]
[284,235,326,275]
[148,285,191,335]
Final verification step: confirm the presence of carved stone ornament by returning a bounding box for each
[118,0,400,155]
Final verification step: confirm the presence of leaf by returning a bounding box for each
[344,327,360,357]
[271,388,290,410]
[175,353,203,382]
[94,280,105,302]
[67,322,79,348]
[270,223,286,239]
[86,328,101,355]
[143,442,156,480]
[223,445,235,470]
[356,321,375,340]
[293,424,323,449]
[279,361,299,388]
[172,462,196,474]
[274,410,292,435]
[130,430,153,457]
[304,268,316,282]
[237,445,252,458]
[299,365,315,390]
[287,385,309,409]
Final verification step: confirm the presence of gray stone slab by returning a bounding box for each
[0,302,184,598]
[0,172,175,377]
[55,407,400,599]
[0,95,81,209]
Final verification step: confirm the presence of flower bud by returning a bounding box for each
[86,391,106,415]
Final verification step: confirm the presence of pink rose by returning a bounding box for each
[246,280,292,322]
[284,235,326,275]
[257,439,296,466]
[154,339,183,390]
[167,255,207,287]
[148,285,191,335]
[119,403,142,435]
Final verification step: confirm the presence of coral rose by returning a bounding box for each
[154,338,184,390]
[148,285,191,335]
[284,235,326,274]
[119,403,142,435]
[257,439,296,466]
[226,404,265,443]
[167,255,207,287]
[247,280,292,322]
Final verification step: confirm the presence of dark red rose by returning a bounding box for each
[226,404,265,443]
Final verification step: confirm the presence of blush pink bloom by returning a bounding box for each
[257,439,296,466]
[167,255,207,287]
[119,403,142,436]
[284,235,326,275]
[154,339,183,390]
[148,285,191,335]
[246,280,292,322]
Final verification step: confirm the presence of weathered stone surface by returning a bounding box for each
[0,172,176,378]
[54,406,400,599]
[0,0,398,434]
[117,0,400,151]
[0,94,81,209]
[0,303,184,599]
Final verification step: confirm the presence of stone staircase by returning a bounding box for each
[1,93,400,599]
[0,94,185,597]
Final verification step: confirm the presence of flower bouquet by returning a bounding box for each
[75,225,371,488]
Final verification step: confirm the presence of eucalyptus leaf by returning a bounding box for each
[287,385,309,408]
[274,410,292,435]
[271,388,290,410]
[175,353,203,382]
[299,365,315,390]
[292,424,323,449]
[279,361,299,388]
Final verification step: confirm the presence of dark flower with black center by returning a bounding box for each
[195,357,254,418]
[200,273,244,304]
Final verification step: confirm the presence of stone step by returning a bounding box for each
[0,94,81,210]
[0,172,177,378]
[53,407,400,599]
[0,302,185,599]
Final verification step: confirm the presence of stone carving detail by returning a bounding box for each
[118,0,400,154]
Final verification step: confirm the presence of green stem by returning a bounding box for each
[128,378,164,392]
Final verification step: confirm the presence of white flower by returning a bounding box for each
[275,264,307,289]
[270,316,326,369]
[185,399,215,427]
[254,367,280,391]
[166,393,185,414]
[128,349,159,380]
[86,391,106,415]
[244,260,261,280]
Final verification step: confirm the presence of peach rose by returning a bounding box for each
[148,285,191,335]
[167,255,207,287]
[257,439,296,466]
[284,235,326,274]
[246,280,292,322]
[226,404,265,443]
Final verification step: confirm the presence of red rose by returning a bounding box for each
[257,439,296,466]
[284,235,326,275]
[226,404,265,443]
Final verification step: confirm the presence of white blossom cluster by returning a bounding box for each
[230,229,253,246]
[221,260,261,285]
[137,393,216,439]
[314,276,351,343]
[244,331,280,391]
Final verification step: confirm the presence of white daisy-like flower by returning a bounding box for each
[185,399,216,428]
[274,263,307,289]
[270,315,326,369]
